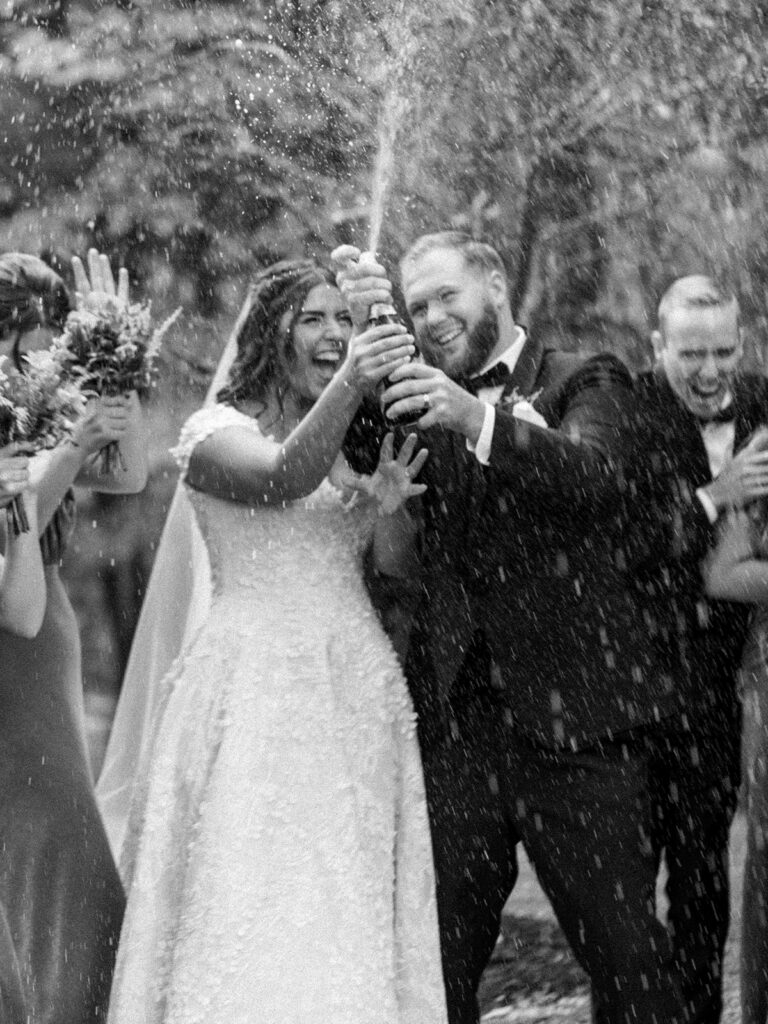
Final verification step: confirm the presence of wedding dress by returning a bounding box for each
[106,403,446,1024]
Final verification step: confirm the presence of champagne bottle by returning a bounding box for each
[367,301,422,429]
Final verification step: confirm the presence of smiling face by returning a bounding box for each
[401,248,505,378]
[653,303,742,419]
[284,284,352,404]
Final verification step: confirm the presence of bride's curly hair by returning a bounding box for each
[217,258,338,406]
[0,253,72,368]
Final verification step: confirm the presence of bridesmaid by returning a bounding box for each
[705,426,768,1024]
[0,252,147,1024]
[0,445,46,1024]
[0,444,45,636]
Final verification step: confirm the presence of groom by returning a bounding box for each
[337,232,687,1024]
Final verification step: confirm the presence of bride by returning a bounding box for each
[102,258,447,1024]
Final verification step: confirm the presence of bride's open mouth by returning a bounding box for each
[313,351,342,371]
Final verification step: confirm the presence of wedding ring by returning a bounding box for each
[422,393,430,408]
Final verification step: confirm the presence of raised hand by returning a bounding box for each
[72,248,130,315]
[344,432,428,515]
[702,427,768,513]
[330,245,394,332]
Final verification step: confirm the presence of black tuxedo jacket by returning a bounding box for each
[630,369,768,720]
[347,335,675,748]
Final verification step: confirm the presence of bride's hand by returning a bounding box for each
[353,432,428,515]
[339,322,414,396]
[72,248,130,315]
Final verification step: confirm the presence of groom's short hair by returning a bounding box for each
[400,231,508,283]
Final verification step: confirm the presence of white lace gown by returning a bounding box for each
[107,404,446,1024]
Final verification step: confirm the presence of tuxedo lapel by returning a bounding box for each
[425,427,475,547]
[499,333,544,403]
[731,376,768,450]
[454,425,485,540]
[732,392,751,452]
[462,336,546,549]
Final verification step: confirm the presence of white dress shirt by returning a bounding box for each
[466,327,530,466]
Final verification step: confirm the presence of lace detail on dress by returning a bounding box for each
[170,404,260,479]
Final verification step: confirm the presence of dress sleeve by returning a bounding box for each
[170,404,256,479]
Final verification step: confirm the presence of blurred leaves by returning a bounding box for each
[0,0,767,369]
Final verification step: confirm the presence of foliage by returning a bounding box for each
[54,301,180,395]
[1,0,767,369]
[0,348,84,450]
[1,0,767,692]
[376,0,768,358]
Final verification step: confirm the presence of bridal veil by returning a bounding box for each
[96,326,239,865]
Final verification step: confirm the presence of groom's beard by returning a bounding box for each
[417,301,500,379]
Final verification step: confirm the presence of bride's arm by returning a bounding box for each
[186,323,413,506]
[704,508,768,603]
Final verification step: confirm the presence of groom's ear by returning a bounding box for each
[486,269,508,310]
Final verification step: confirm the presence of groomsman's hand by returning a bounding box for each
[702,429,768,512]
[382,361,486,444]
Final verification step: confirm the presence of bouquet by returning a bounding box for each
[0,351,86,534]
[53,300,181,473]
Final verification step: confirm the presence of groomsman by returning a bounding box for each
[632,275,768,1023]
[337,233,688,1024]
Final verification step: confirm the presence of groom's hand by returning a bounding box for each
[382,362,486,444]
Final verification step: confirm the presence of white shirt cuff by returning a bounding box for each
[695,487,719,524]
[466,403,495,466]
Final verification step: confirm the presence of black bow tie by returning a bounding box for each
[462,363,511,396]
[696,406,736,425]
